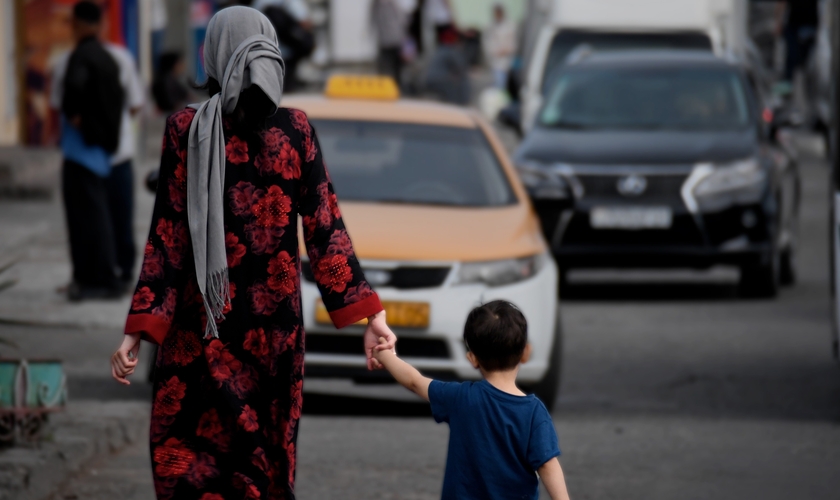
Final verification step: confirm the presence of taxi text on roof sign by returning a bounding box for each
[325,75,400,101]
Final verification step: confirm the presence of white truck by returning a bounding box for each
[518,0,749,130]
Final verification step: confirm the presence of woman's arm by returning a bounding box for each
[294,109,394,368]
[113,109,196,384]
[538,458,571,500]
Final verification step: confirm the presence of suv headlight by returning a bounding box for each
[690,158,768,213]
[456,253,548,287]
[516,160,572,200]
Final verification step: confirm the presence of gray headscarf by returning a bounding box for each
[187,6,285,339]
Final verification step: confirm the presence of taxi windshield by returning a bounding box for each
[539,67,751,131]
[310,120,516,207]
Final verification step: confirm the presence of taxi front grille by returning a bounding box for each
[307,333,450,359]
[301,262,450,289]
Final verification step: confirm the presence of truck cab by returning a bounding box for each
[518,0,749,131]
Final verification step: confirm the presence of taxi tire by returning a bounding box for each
[523,309,563,412]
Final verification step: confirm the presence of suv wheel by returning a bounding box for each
[780,247,797,286]
[739,249,780,298]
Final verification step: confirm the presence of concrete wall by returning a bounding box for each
[0,0,19,146]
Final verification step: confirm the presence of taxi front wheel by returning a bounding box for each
[522,308,563,412]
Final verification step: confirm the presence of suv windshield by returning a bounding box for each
[541,31,713,94]
[310,120,515,207]
[539,67,751,131]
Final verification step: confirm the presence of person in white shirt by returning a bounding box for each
[484,3,517,89]
[51,40,145,288]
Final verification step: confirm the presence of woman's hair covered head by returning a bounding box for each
[464,300,528,372]
[203,6,279,83]
[200,6,286,127]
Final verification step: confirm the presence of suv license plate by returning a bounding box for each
[590,207,673,230]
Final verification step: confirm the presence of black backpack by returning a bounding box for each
[63,39,125,153]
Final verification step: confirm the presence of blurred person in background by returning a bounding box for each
[425,24,470,104]
[110,7,396,498]
[149,0,167,71]
[254,0,315,91]
[484,3,517,89]
[425,0,455,37]
[372,0,410,86]
[51,1,126,301]
[54,2,146,292]
[776,0,820,82]
[152,52,189,113]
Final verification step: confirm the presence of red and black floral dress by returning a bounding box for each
[125,107,383,500]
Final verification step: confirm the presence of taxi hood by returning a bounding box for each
[313,202,546,262]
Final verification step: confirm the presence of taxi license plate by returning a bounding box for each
[315,299,430,328]
[590,206,673,230]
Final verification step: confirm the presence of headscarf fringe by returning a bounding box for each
[202,268,230,340]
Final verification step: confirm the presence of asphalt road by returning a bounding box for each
[293,134,840,499]
[6,134,840,500]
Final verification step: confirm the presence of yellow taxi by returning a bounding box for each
[289,76,562,407]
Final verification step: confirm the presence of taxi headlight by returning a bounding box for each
[516,160,571,200]
[457,253,547,287]
[692,158,768,213]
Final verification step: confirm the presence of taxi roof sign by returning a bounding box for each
[325,75,400,101]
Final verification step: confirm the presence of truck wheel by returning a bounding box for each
[524,308,563,411]
[739,250,779,298]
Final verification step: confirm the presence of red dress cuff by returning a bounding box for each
[125,313,171,345]
[329,293,383,329]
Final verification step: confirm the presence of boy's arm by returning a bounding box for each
[373,343,433,401]
[538,457,571,500]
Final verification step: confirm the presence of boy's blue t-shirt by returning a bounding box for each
[428,380,561,500]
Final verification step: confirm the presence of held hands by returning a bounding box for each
[372,337,396,364]
[111,333,141,385]
[363,310,397,370]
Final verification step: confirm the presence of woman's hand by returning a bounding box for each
[363,310,397,370]
[111,333,142,385]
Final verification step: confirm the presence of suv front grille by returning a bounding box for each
[302,262,450,289]
[577,174,688,205]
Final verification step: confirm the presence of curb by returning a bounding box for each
[0,402,150,500]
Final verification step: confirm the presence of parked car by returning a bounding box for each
[284,76,563,408]
[511,50,800,298]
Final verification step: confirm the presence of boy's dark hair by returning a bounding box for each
[463,301,527,371]
[73,1,102,24]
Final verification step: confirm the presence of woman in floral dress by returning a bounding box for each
[110,7,395,499]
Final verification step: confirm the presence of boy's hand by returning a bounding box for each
[373,337,395,362]
[364,310,397,371]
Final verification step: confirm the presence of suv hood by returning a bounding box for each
[516,127,757,165]
[300,202,546,262]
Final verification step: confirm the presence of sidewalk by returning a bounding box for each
[0,119,163,500]
[0,127,160,329]
[0,402,151,500]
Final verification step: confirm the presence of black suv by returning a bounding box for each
[512,50,799,297]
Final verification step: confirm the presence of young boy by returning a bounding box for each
[373,300,571,500]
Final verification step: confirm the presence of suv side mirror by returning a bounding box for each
[497,103,523,137]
